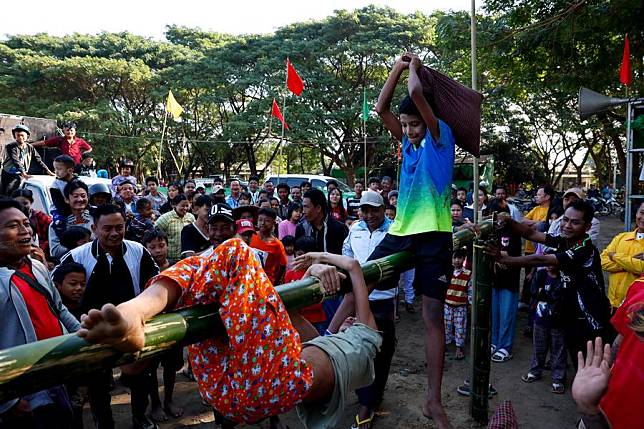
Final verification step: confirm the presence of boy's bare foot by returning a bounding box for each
[150,404,168,422]
[422,401,454,429]
[163,402,184,418]
[77,303,144,352]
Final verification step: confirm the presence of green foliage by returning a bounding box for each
[0,2,640,186]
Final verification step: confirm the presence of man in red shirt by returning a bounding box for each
[33,122,92,165]
[0,198,79,428]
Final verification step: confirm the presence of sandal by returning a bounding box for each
[521,372,542,383]
[551,382,565,394]
[491,348,513,363]
[350,411,374,429]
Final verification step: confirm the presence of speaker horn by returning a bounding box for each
[579,87,629,120]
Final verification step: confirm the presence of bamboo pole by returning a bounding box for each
[470,238,494,424]
[0,224,490,403]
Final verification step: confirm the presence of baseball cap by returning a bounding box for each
[212,185,225,194]
[563,187,586,200]
[236,219,256,235]
[360,191,384,208]
[208,203,234,223]
[388,190,399,199]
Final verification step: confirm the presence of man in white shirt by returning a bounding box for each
[340,191,396,428]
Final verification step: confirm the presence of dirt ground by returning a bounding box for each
[90,216,625,429]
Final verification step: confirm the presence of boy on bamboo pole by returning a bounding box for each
[77,238,382,429]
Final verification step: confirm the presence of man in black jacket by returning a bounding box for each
[296,189,348,325]
[295,188,348,255]
[57,204,159,429]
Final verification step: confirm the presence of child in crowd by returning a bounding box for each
[143,228,171,270]
[388,190,398,207]
[238,192,252,207]
[250,208,287,284]
[522,262,567,394]
[60,226,92,253]
[385,204,396,221]
[285,236,327,335]
[53,262,88,429]
[143,176,167,215]
[236,219,256,246]
[53,262,87,321]
[126,198,156,243]
[111,159,137,194]
[140,228,184,422]
[51,155,77,194]
[74,152,97,177]
[282,234,296,271]
[50,155,77,217]
[444,248,471,360]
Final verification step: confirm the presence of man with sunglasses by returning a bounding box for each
[487,199,612,371]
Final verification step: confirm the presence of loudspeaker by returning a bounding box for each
[579,87,629,120]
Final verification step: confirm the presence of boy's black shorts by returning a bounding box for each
[367,231,452,302]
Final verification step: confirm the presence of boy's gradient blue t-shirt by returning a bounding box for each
[389,119,455,236]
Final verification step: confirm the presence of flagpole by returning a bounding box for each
[158,109,168,180]
[279,59,288,180]
[363,88,368,185]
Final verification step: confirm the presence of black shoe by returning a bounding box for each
[133,415,159,429]
[457,380,497,398]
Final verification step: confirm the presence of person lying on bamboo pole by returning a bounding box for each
[77,237,382,429]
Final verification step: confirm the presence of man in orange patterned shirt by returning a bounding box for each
[78,239,381,429]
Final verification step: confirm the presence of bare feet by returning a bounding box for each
[77,303,144,352]
[150,404,168,422]
[423,401,454,429]
[163,401,184,418]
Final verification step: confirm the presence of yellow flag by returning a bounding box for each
[166,90,183,120]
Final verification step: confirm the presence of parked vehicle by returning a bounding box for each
[265,174,353,195]
[21,175,112,216]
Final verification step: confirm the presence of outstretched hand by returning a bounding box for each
[292,251,327,272]
[572,337,612,415]
[77,303,144,353]
[305,263,346,295]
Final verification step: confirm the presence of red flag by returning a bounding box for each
[620,34,632,86]
[286,58,304,96]
[271,98,288,130]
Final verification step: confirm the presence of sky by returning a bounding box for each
[4,0,474,39]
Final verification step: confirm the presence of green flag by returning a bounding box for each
[361,89,369,121]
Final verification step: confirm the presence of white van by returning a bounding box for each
[21,175,112,216]
[264,174,352,194]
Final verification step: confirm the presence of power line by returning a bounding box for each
[81,131,393,146]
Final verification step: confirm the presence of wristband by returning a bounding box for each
[324,329,334,336]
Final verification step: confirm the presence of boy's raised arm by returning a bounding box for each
[408,55,439,141]
[375,58,406,143]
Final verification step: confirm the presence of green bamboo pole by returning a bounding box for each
[0,223,491,403]
[469,238,494,424]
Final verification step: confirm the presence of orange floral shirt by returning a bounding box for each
[151,238,313,423]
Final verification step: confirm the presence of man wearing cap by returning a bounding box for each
[33,122,92,165]
[601,201,644,310]
[211,185,226,204]
[336,190,397,428]
[203,204,237,255]
[549,188,599,243]
[1,125,55,195]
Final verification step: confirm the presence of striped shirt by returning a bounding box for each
[445,269,471,306]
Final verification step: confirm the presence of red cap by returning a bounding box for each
[236,219,256,235]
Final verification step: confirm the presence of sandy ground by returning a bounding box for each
[88,216,625,429]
